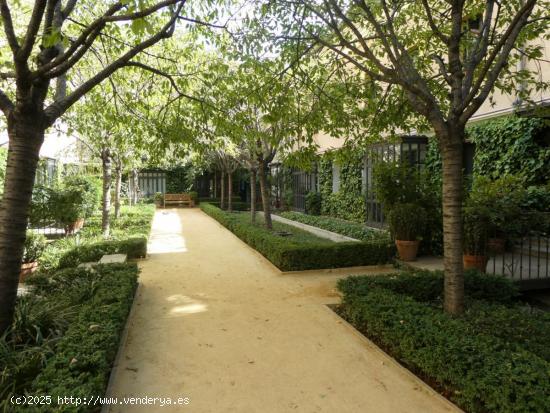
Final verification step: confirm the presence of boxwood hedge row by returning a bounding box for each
[201,203,395,271]
[337,271,550,413]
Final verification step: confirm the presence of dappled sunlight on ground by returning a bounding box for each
[147,209,188,254]
[166,294,208,316]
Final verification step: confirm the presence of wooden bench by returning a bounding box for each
[163,193,195,208]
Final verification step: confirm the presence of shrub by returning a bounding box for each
[305,191,322,215]
[337,270,519,305]
[22,232,47,263]
[18,264,138,412]
[337,271,550,413]
[57,237,147,268]
[463,207,489,256]
[202,203,395,271]
[1,264,138,412]
[387,203,427,241]
[278,211,388,242]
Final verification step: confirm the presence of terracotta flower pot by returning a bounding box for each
[65,218,85,234]
[463,254,488,273]
[487,237,505,254]
[20,261,39,283]
[395,239,420,262]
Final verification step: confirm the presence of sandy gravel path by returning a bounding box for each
[106,208,460,413]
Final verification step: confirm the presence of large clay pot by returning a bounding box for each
[488,237,505,254]
[463,254,488,272]
[20,262,39,283]
[65,218,85,234]
[395,239,420,262]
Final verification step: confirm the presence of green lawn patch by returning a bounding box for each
[278,211,389,241]
[336,270,550,413]
[201,203,395,271]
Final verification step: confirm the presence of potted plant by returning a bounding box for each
[20,231,47,282]
[154,192,164,207]
[388,202,427,261]
[463,208,489,272]
[469,176,525,254]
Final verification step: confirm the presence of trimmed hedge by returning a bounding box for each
[57,237,147,268]
[206,201,262,211]
[3,264,138,412]
[337,271,550,413]
[278,211,389,242]
[201,203,394,271]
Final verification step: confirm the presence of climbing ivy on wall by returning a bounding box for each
[469,116,550,184]
[317,150,366,223]
[424,116,550,186]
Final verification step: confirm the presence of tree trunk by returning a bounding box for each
[131,169,139,205]
[250,168,257,223]
[440,130,465,315]
[213,171,217,198]
[258,160,272,230]
[220,171,225,210]
[228,171,233,212]
[114,161,122,219]
[0,115,45,333]
[101,148,112,238]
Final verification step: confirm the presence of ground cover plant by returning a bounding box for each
[278,211,389,242]
[0,263,139,412]
[336,270,550,412]
[39,204,154,271]
[202,203,394,271]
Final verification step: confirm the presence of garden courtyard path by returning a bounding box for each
[106,208,460,413]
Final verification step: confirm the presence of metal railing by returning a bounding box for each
[486,212,550,290]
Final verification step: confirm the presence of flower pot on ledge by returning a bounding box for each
[463,254,488,273]
[20,261,39,283]
[395,239,421,262]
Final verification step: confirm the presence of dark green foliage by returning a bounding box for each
[463,207,489,255]
[39,204,154,271]
[337,271,550,412]
[57,237,147,268]
[202,203,395,271]
[522,183,550,212]
[337,270,519,305]
[22,232,47,263]
[470,116,550,185]
[318,152,366,223]
[373,161,442,254]
[305,191,322,215]
[373,161,422,210]
[165,166,193,193]
[424,116,550,187]
[387,203,427,241]
[29,175,101,228]
[1,264,138,412]
[207,201,258,211]
[278,211,389,242]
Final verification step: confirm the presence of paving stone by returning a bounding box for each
[99,254,127,264]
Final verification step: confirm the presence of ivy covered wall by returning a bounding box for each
[424,115,550,185]
[318,151,366,223]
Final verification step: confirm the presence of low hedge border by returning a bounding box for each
[201,203,395,271]
[58,237,147,269]
[13,263,139,412]
[278,211,388,242]
[337,271,550,413]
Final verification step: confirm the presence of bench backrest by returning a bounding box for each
[165,193,192,201]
